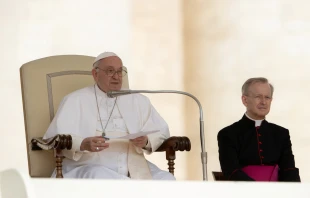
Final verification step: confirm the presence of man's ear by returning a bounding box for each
[92,68,98,80]
[241,95,247,106]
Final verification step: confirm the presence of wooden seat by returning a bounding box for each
[212,171,227,181]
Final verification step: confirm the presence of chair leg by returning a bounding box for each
[166,150,176,175]
[168,159,175,175]
[55,149,63,178]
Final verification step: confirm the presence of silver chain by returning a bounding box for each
[94,84,117,137]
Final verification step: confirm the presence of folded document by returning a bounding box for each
[105,130,159,140]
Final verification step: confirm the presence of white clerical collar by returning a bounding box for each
[245,113,264,127]
[94,84,108,98]
[94,84,129,98]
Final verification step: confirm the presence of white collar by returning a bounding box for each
[245,112,264,127]
[94,84,108,98]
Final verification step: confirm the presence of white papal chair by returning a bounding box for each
[20,55,191,178]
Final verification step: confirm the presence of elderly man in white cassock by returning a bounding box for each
[43,52,175,180]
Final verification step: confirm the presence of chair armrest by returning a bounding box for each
[155,136,191,175]
[155,136,191,152]
[30,134,72,178]
[31,134,73,151]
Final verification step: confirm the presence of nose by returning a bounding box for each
[260,98,267,105]
[112,72,119,79]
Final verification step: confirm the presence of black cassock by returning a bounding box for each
[217,115,300,181]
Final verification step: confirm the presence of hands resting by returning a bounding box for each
[80,136,148,152]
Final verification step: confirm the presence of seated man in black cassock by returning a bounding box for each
[217,77,301,182]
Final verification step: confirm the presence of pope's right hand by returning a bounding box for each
[80,136,109,152]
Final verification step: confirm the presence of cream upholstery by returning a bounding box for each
[20,55,129,177]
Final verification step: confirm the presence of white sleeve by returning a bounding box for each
[62,135,89,161]
[43,95,89,161]
[141,104,170,155]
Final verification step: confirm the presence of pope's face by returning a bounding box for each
[92,56,123,92]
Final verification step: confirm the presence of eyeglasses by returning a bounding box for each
[96,67,127,77]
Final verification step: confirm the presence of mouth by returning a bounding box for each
[110,82,120,85]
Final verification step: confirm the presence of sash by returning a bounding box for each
[96,130,152,179]
[242,165,279,181]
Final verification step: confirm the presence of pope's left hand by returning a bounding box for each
[130,136,148,148]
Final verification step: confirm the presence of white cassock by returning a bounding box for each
[43,84,175,180]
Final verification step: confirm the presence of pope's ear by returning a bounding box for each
[92,68,98,80]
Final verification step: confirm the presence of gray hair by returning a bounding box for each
[93,61,100,70]
[242,77,274,96]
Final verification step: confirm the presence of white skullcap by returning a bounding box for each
[93,52,118,67]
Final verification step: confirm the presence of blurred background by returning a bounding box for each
[1,0,310,181]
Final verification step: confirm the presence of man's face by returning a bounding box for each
[242,82,273,120]
[92,56,123,92]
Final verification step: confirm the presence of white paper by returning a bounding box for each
[105,130,159,140]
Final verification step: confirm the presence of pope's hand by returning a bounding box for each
[80,136,109,152]
[130,136,148,148]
